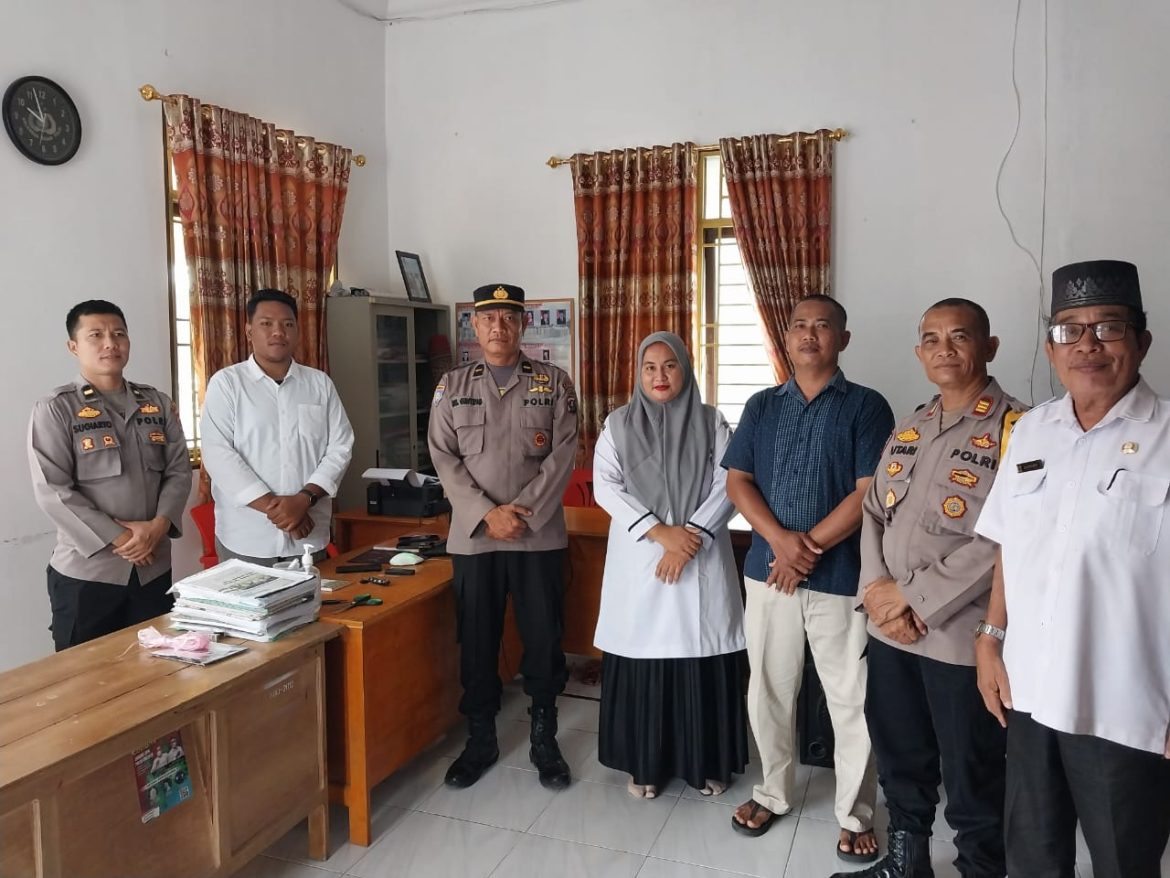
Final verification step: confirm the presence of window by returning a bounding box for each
[695,150,773,427]
[165,155,201,463]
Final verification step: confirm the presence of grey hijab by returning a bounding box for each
[608,331,715,525]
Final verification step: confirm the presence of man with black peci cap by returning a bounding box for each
[428,283,579,790]
[975,260,1170,878]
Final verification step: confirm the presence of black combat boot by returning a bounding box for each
[444,715,499,788]
[529,704,571,789]
[830,829,933,878]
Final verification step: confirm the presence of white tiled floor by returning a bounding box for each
[246,682,1168,878]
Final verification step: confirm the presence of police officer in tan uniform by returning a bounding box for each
[28,300,192,651]
[832,298,1026,878]
[429,283,579,790]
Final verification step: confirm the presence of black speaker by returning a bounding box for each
[797,643,835,768]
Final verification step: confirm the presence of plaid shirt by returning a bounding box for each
[721,371,893,595]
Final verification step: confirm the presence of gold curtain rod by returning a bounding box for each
[139,84,366,167]
[545,128,847,168]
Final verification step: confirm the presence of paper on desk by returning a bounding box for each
[361,467,439,487]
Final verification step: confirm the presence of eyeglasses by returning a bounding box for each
[1046,320,1133,345]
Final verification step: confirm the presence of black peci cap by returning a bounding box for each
[1051,260,1142,316]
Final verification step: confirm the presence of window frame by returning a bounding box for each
[695,149,772,427]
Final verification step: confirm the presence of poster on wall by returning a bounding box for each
[131,730,194,823]
[455,298,576,383]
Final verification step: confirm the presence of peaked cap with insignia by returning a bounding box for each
[472,283,525,312]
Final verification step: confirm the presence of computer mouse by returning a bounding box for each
[389,552,425,566]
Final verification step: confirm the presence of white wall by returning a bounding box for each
[0,0,389,670]
[384,0,1169,413]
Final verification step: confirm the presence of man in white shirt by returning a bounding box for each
[201,290,354,564]
[975,260,1170,878]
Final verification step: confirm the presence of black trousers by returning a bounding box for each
[47,565,174,651]
[866,637,1006,878]
[451,549,567,718]
[1005,710,1170,878]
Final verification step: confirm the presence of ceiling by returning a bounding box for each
[339,0,578,24]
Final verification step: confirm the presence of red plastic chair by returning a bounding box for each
[562,468,597,508]
[189,500,339,567]
[189,502,219,569]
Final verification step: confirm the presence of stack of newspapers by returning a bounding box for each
[169,559,321,642]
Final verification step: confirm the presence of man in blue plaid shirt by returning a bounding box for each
[723,296,893,865]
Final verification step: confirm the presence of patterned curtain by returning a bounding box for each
[720,131,834,381]
[164,95,350,395]
[571,143,698,464]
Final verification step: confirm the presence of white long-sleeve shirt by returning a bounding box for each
[592,410,745,659]
[200,356,354,559]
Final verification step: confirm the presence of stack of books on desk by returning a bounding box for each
[169,560,321,642]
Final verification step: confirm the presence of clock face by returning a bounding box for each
[3,76,82,165]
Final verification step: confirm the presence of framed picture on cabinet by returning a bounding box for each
[395,251,431,303]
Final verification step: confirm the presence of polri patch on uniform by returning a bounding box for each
[80,436,96,452]
[895,427,920,443]
[972,396,993,416]
[534,432,548,448]
[949,468,979,489]
[432,383,446,407]
[567,395,577,414]
[148,431,166,444]
[77,405,102,419]
[885,488,897,508]
[941,495,967,519]
[970,433,996,449]
[102,435,117,448]
[139,403,161,415]
[886,461,904,478]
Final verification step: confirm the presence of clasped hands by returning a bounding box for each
[112,515,170,566]
[765,529,823,594]
[862,577,928,644]
[252,493,315,540]
[484,503,533,541]
[646,524,702,584]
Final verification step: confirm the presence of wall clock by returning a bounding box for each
[3,76,82,165]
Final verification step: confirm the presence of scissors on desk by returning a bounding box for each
[322,593,384,613]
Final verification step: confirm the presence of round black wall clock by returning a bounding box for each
[3,76,82,165]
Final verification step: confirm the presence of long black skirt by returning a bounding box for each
[598,650,749,790]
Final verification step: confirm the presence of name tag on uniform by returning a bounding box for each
[1016,459,1044,473]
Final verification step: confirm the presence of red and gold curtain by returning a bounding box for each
[164,95,350,395]
[571,143,698,464]
[720,131,834,381]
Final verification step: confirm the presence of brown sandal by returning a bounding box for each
[837,828,879,863]
[731,800,776,837]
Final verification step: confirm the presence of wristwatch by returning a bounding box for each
[975,620,1006,642]
[299,488,323,507]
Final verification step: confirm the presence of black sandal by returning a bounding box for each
[836,828,880,863]
[730,800,776,837]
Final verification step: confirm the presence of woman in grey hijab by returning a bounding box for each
[592,331,748,798]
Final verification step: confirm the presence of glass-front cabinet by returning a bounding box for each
[327,295,450,510]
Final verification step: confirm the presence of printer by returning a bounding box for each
[363,468,451,518]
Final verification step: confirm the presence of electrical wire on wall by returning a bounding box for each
[994,0,1051,404]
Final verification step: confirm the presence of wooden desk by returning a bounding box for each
[0,619,338,878]
[332,509,446,553]
[320,507,750,847]
[317,524,461,847]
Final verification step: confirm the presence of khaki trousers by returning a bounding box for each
[744,576,876,830]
